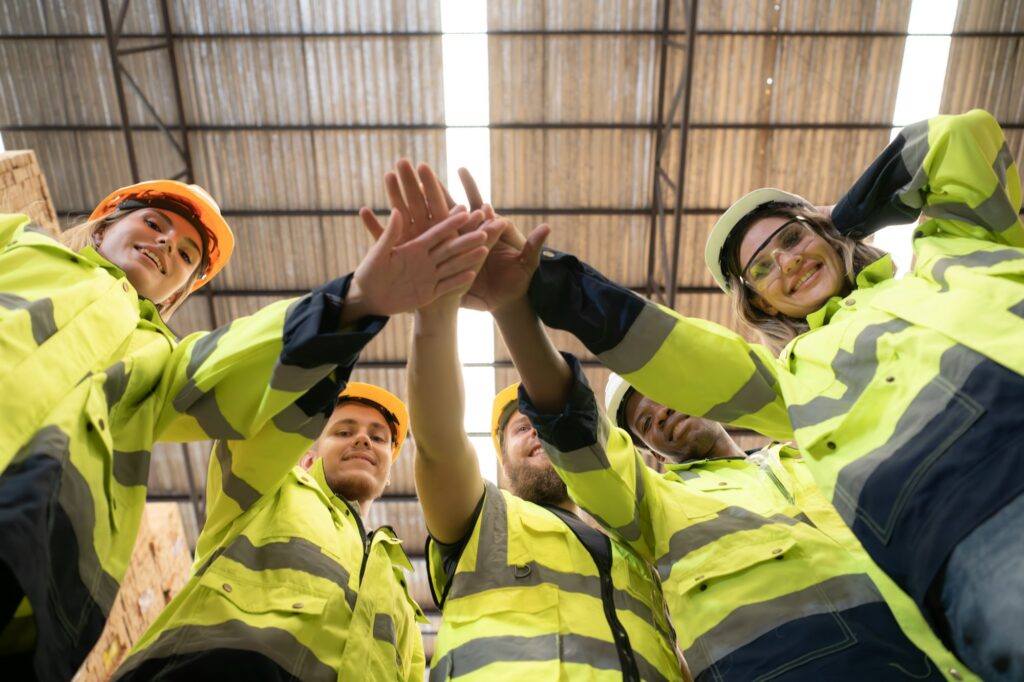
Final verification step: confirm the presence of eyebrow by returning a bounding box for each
[334,418,388,432]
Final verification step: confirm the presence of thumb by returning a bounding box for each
[375,209,403,252]
[521,224,551,271]
[359,207,386,241]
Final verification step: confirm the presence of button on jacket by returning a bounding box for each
[526,110,1024,632]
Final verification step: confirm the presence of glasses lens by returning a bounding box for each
[744,219,808,286]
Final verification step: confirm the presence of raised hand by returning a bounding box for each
[347,207,491,318]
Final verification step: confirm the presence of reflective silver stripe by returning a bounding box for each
[172,381,244,439]
[832,344,985,538]
[598,303,676,375]
[272,402,328,439]
[212,441,261,511]
[787,319,911,429]
[931,248,1024,292]
[11,424,68,466]
[993,141,1013,189]
[102,361,129,409]
[112,449,151,487]
[431,633,624,681]
[220,535,358,610]
[657,506,799,580]
[183,324,231,379]
[896,119,931,211]
[0,292,58,345]
[270,360,335,392]
[1010,298,1024,319]
[58,442,122,615]
[115,620,336,682]
[373,613,396,645]
[703,351,779,423]
[543,415,612,474]
[449,483,663,649]
[599,447,648,544]
[926,196,1019,234]
[685,573,883,678]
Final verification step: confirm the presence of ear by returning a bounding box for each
[751,294,779,317]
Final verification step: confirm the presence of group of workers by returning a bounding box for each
[1,108,1021,682]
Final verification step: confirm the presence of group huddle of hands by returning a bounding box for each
[343,161,552,322]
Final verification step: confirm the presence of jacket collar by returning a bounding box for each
[79,245,177,338]
[805,254,895,329]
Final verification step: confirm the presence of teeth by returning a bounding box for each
[795,266,817,290]
[142,249,162,273]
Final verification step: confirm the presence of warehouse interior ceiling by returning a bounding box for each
[3,0,1023,658]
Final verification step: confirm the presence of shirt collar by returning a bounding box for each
[805,254,894,329]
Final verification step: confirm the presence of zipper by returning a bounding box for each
[340,496,371,582]
[748,452,795,505]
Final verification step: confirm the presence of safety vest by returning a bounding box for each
[527,110,1024,634]
[524,365,973,681]
[0,217,345,678]
[116,456,425,681]
[427,481,682,681]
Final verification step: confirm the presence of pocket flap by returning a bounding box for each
[199,567,328,616]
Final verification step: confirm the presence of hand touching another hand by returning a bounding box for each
[345,206,490,319]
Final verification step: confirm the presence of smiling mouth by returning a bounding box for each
[791,263,820,292]
[137,246,165,274]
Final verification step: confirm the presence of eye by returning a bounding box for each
[517,423,531,433]
[779,224,804,249]
[748,259,773,282]
[145,218,162,232]
[371,434,386,443]
[179,249,192,265]
[336,430,350,437]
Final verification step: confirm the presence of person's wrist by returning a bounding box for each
[492,294,530,324]
[338,278,371,326]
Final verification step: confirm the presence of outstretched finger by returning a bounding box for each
[417,163,449,222]
[385,171,410,219]
[458,167,484,211]
[434,246,489,281]
[428,226,489,264]
[359,207,386,241]
[433,269,477,300]
[413,210,473,251]
[480,218,509,248]
[397,159,430,227]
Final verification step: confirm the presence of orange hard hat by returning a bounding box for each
[90,180,234,292]
[337,383,410,461]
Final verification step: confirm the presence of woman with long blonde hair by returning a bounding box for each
[0,178,494,679]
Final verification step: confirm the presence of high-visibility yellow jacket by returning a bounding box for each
[518,358,975,681]
[426,481,682,682]
[115,454,426,681]
[527,110,1024,632]
[0,216,385,678]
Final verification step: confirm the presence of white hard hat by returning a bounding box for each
[604,373,634,433]
[705,188,812,293]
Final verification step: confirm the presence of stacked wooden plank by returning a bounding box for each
[73,503,193,682]
[0,150,59,235]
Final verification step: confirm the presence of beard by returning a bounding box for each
[504,460,570,507]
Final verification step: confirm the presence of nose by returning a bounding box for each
[353,431,370,447]
[655,405,673,428]
[777,249,802,274]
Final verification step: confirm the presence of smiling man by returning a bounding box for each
[114,383,427,681]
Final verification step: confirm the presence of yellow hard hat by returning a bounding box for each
[90,180,235,292]
[491,383,521,459]
[337,382,409,460]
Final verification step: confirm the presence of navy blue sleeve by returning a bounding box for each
[517,353,602,453]
[279,273,389,417]
[280,273,389,369]
[527,250,648,356]
[831,126,922,239]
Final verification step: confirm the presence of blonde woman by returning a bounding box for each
[0,179,493,679]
